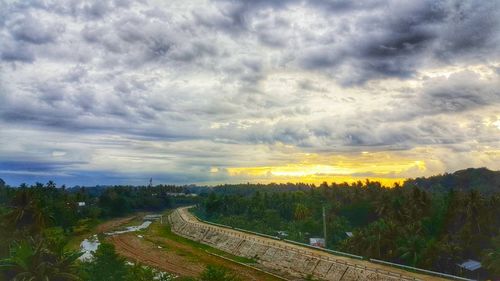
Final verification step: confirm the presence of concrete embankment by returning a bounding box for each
[169,207,448,281]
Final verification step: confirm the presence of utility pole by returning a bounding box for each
[322,205,327,248]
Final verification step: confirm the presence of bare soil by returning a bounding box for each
[106,213,284,281]
[96,215,139,233]
[109,234,202,277]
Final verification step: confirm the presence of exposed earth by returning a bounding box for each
[83,208,450,281]
[90,211,285,280]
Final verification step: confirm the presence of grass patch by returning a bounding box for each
[155,222,257,264]
[144,238,170,250]
[110,209,282,281]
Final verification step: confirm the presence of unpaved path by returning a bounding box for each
[96,215,138,233]
[110,234,202,277]
[107,213,284,281]
[176,206,450,281]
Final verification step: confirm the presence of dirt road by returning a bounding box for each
[107,213,284,281]
[96,215,138,233]
[110,234,202,277]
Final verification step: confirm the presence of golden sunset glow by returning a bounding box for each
[225,172,405,186]
[1,0,499,188]
[224,152,426,186]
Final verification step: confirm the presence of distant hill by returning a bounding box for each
[404,167,500,194]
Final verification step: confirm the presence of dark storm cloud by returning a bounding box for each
[1,0,500,185]
[435,1,500,59]
[1,0,498,126]
[0,160,86,173]
[297,0,499,84]
[205,0,384,32]
[195,0,293,32]
[4,0,495,81]
[381,70,500,122]
[192,0,500,84]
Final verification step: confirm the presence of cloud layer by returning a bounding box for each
[1,0,499,185]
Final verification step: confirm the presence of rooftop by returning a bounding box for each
[457,259,482,271]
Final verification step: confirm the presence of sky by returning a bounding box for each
[0,0,499,187]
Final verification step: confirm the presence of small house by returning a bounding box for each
[457,259,484,280]
[310,238,325,248]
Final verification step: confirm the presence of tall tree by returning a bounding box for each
[481,235,500,278]
[0,238,81,281]
[80,243,128,281]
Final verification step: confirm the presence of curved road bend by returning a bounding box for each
[175,206,450,281]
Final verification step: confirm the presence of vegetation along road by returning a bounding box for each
[105,210,285,281]
[173,206,450,281]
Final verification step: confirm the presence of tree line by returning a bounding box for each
[196,170,500,279]
[1,168,499,280]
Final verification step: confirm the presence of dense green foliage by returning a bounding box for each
[78,242,174,281]
[79,243,128,281]
[404,167,500,195]
[197,171,500,279]
[0,180,198,280]
[78,242,241,281]
[0,237,82,281]
[1,169,499,280]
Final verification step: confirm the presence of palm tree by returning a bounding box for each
[481,235,500,277]
[6,189,48,235]
[343,219,397,259]
[80,243,128,281]
[293,203,310,221]
[0,238,82,281]
[46,181,57,189]
[374,193,392,218]
[397,234,426,267]
[463,190,482,234]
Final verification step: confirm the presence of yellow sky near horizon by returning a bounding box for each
[216,151,427,187]
[225,173,406,187]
